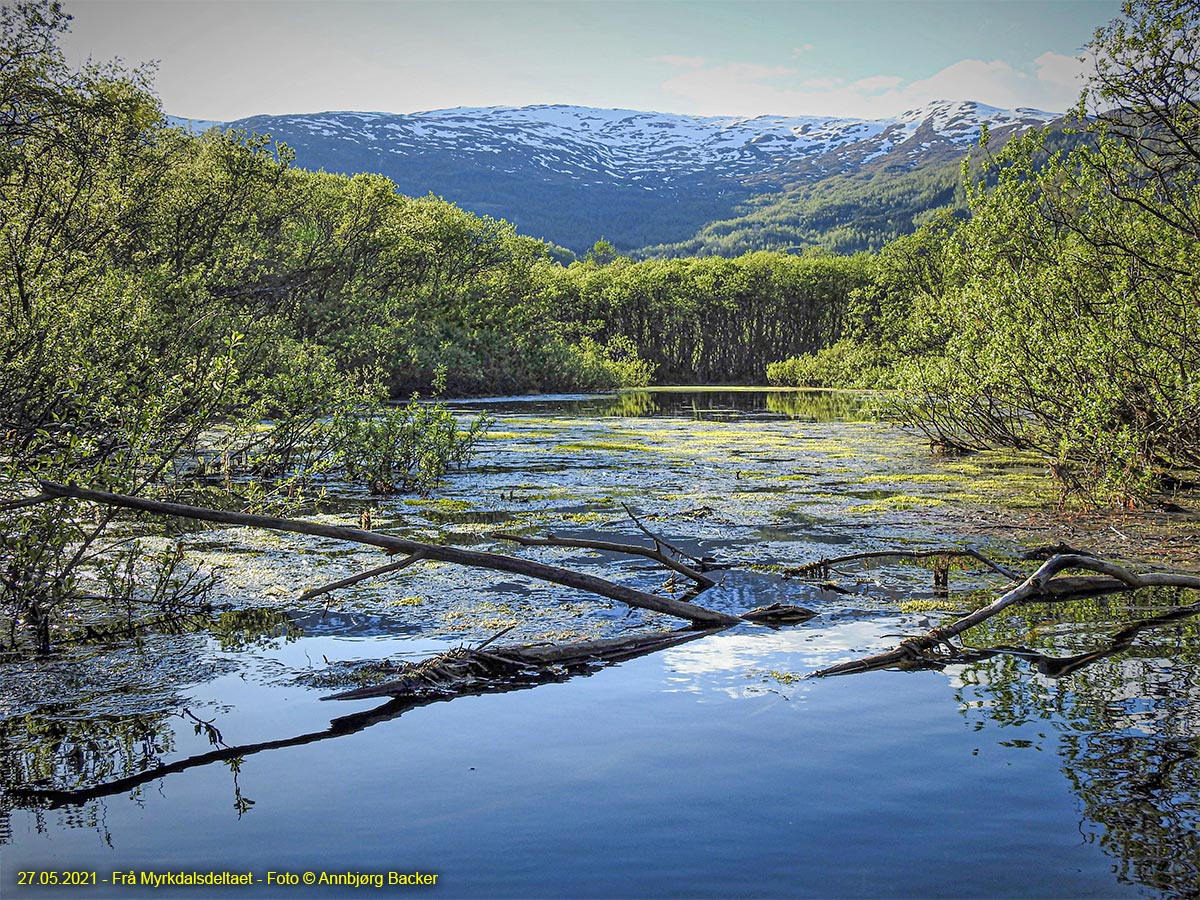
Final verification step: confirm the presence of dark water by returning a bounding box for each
[4,389,1199,898]
[449,387,877,421]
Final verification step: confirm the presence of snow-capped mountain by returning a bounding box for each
[175,101,1058,252]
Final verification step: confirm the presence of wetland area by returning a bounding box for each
[4,388,1200,899]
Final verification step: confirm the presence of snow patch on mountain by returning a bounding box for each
[212,100,1056,186]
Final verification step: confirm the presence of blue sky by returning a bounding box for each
[61,0,1123,121]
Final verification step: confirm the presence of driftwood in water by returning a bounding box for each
[781,547,1023,584]
[943,602,1200,678]
[35,480,740,626]
[813,553,1200,677]
[323,628,712,701]
[299,551,428,603]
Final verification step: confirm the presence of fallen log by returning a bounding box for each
[780,547,1022,582]
[322,628,713,701]
[36,480,740,627]
[812,553,1200,677]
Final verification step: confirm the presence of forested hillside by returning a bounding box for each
[642,156,967,257]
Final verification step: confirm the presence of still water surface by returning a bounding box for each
[3,389,1198,898]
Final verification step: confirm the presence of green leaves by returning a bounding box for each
[882,0,1200,503]
[334,394,490,496]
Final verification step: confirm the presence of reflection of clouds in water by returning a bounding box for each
[663,630,803,676]
[659,618,912,698]
[662,632,799,699]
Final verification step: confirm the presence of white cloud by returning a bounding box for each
[653,54,706,69]
[1034,50,1092,92]
[853,75,904,94]
[791,43,815,57]
[660,52,1093,119]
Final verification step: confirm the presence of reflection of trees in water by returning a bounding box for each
[600,391,661,417]
[0,607,300,842]
[764,390,871,421]
[954,588,1200,899]
[209,608,303,651]
[1,705,267,839]
[466,389,876,421]
[599,389,871,421]
[1063,720,1200,897]
[0,707,178,845]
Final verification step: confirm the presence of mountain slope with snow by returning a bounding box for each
[190,101,1058,252]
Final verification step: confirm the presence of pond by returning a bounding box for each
[3,388,1199,898]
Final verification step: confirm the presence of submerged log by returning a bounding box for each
[740,602,819,626]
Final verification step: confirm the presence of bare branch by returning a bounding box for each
[812,554,1200,677]
[783,547,1023,582]
[622,503,709,567]
[298,551,428,603]
[493,531,717,588]
[958,601,1200,678]
[0,491,55,512]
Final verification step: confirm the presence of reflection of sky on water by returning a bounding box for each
[658,617,925,702]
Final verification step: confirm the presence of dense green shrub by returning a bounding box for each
[335,384,491,495]
[766,340,894,389]
[889,0,1200,501]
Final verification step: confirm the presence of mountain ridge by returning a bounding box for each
[169,100,1059,253]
